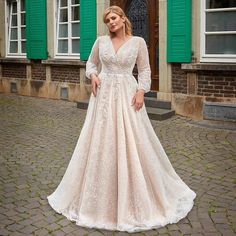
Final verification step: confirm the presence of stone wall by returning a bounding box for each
[0,59,91,102]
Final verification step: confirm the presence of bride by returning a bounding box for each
[47,5,196,233]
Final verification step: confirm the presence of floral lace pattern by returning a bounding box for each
[47,35,196,233]
[86,35,151,93]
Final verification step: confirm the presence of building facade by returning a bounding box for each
[0,0,235,120]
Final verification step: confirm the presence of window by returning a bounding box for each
[6,0,26,56]
[56,0,80,57]
[201,0,236,62]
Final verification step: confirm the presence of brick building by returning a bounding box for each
[0,0,235,120]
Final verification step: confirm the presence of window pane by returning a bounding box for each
[21,13,26,25]
[60,0,68,7]
[206,11,236,31]
[59,24,68,37]
[11,28,18,40]
[60,9,68,22]
[72,39,80,53]
[71,6,79,21]
[206,0,236,9]
[72,23,80,37]
[21,41,26,53]
[12,15,17,26]
[72,0,79,4]
[21,0,25,11]
[21,27,26,39]
[12,2,17,13]
[10,41,18,53]
[58,40,68,53]
[206,34,236,54]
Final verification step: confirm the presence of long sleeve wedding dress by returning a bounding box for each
[47,35,196,233]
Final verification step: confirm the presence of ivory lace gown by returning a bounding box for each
[47,35,196,233]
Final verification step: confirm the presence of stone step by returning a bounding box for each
[144,97,172,109]
[144,91,157,98]
[146,107,175,121]
[77,99,89,109]
[77,99,175,120]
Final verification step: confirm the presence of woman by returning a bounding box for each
[47,6,196,233]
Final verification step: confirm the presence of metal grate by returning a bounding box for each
[127,0,149,43]
[60,87,68,100]
[10,82,17,93]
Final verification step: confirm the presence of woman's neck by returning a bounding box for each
[111,27,129,41]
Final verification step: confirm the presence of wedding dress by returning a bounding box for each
[47,35,196,233]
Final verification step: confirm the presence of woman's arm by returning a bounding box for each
[132,37,151,111]
[85,38,101,96]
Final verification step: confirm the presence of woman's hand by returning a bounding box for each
[132,89,145,111]
[91,74,101,97]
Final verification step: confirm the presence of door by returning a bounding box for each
[110,0,159,90]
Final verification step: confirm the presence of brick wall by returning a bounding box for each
[32,62,46,80]
[198,71,236,98]
[51,66,80,83]
[171,63,236,98]
[172,63,187,94]
[2,64,26,79]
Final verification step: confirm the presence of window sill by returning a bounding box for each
[0,58,31,64]
[181,63,236,71]
[42,59,86,67]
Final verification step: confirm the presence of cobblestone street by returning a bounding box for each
[0,93,235,236]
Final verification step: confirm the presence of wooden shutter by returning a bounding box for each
[80,0,97,60]
[26,0,47,59]
[167,0,191,62]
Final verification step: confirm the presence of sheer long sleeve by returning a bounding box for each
[85,37,100,79]
[136,37,151,93]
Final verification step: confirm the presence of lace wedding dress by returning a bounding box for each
[47,35,196,233]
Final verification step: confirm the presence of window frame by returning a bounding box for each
[200,0,236,63]
[5,0,26,58]
[54,0,80,59]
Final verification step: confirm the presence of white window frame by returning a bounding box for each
[54,0,80,59]
[5,0,26,58]
[200,0,236,63]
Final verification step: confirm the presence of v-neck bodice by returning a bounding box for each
[109,36,134,55]
[86,35,151,93]
[99,35,140,75]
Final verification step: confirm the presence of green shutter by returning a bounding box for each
[26,0,47,59]
[167,0,191,62]
[80,0,96,60]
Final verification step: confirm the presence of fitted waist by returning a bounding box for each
[100,70,133,76]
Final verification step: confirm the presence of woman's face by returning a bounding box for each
[105,12,125,33]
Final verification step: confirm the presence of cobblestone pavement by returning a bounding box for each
[0,93,236,236]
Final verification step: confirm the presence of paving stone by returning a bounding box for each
[34,228,49,236]
[18,224,38,234]
[6,223,24,232]
[61,225,77,234]
[88,231,107,236]
[0,228,11,236]
[46,222,61,232]
[52,229,67,236]
[0,94,236,236]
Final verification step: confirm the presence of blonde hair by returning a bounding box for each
[103,6,132,37]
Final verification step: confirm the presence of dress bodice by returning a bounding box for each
[86,35,151,93]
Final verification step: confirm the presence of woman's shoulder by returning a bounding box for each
[133,36,146,42]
